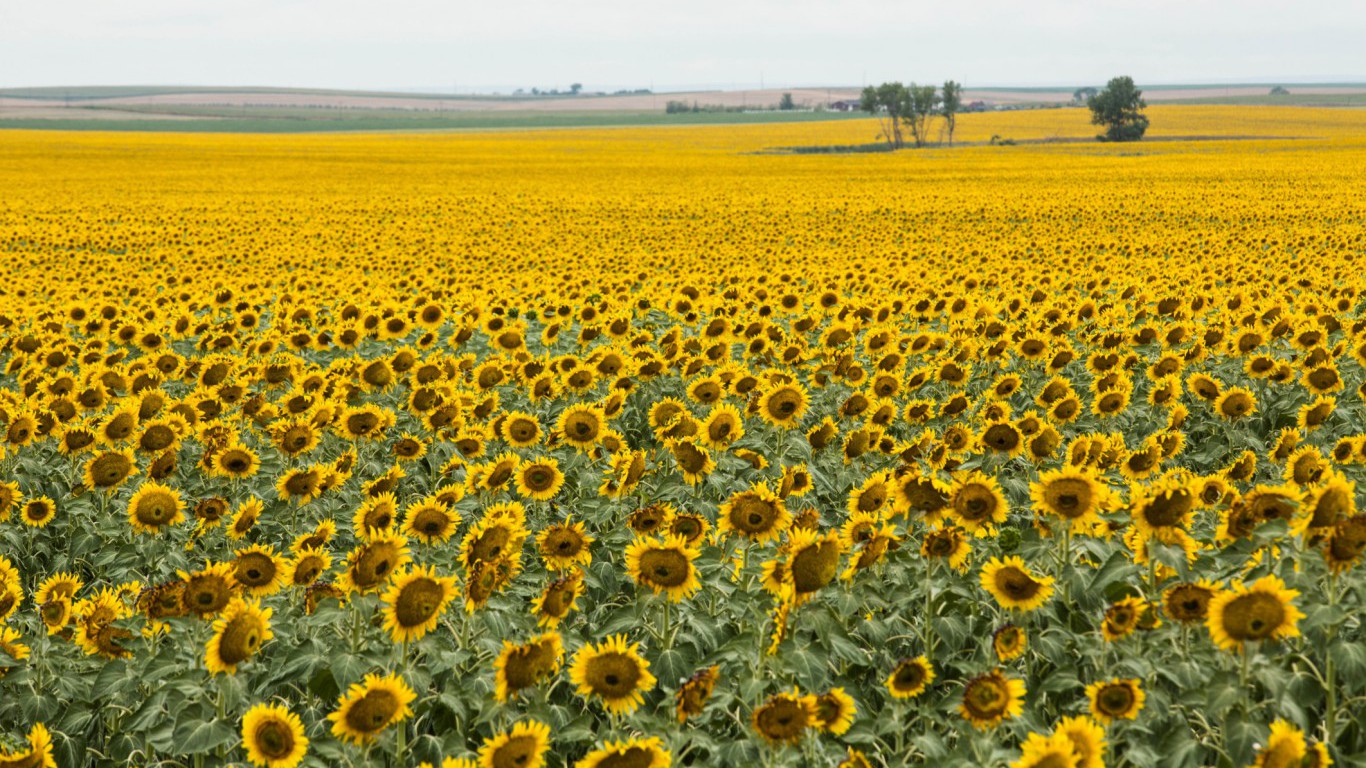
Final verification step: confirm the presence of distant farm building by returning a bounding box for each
[829,100,860,112]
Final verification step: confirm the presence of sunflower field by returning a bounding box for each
[2,108,1366,768]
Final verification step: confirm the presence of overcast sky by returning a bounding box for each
[3,0,1363,92]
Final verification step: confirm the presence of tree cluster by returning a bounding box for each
[858,80,963,148]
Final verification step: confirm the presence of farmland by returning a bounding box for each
[1,105,1366,767]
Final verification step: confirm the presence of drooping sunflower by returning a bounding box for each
[494,631,564,702]
[1162,579,1218,624]
[675,665,720,722]
[1207,575,1303,652]
[575,737,671,768]
[380,564,457,643]
[980,556,1054,612]
[1010,731,1079,768]
[667,439,714,487]
[718,483,790,544]
[477,720,551,768]
[84,448,137,491]
[569,634,657,715]
[885,656,935,699]
[813,688,857,736]
[328,672,417,746]
[960,669,1026,730]
[949,471,1009,533]
[1084,678,1145,724]
[1030,468,1108,532]
[206,597,273,675]
[624,534,701,602]
[752,690,817,745]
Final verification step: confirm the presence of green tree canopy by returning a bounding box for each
[1087,76,1149,142]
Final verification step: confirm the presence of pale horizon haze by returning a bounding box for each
[3,0,1364,93]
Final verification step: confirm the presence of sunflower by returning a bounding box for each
[338,533,411,595]
[846,472,893,517]
[667,511,710,546]
[699,402,745,451]
[993,623,1028,661]
[893,472,951,523]
[668,439,714,486]
[501,411,542,448]
[569,634,656,715]
[1052,716,1106,768]
[379,564,457,643]
[1101,597,1146,641]
[1010,731,1079,768]
[283,548,332,588]
[532,572,584,628]
[84,448,137,491]
[1030,468,1108,532]
[1251,719,1307,768]
[35,572,82,605]
[227,498,264,540]
[275,467,322,505]
[1214,386,1257,420]
[980,556,1054,612]
[557,404,606,449]
[402,499,461,545]
[676,665,720,722]
[180,562,240,618]
[960,669,1026,730]
[0,722,54,768]
[1085,678,1144,724]
[214,443,260,479]
[477,720,551,768]
[625,534,701,602]
[886,656,934,699]
[206,597,273,675]
[752,690,817,745]
[781,528,842,603]
[980,419,1025,458]
[949,471,1009,533]
[813,688,857,736]
[837,748,874,768]
[1161,579,1217,624]
[535,519,593,571]
[328,672,417,746]
[73,589,133,659]
[21,497,56,528]
[1207,575,1303,652]
[718,483,790,544]
[233,545,286,596]
[0,482,19,522]
[1323,515,1366,573]
[515,457,565,501]
[575,737,670,768]
[758,383,808,429]
[493,631,563,702]
[353,493,399,541]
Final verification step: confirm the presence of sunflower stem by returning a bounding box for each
[922,557,936,657]
[1325,571,1339,745]
[661,595,673,652]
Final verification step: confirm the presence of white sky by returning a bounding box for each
[3,0,1363,92]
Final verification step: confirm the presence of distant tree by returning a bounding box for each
[1087,76,1148,142]
[903,83,939,148]
[860,82,907,148]
[1073,87,1098,104]
[940,80,963,146]
[778,92,796,111]
[1269,85,1290,96]
[570,83,583,95]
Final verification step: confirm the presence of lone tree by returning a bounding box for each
[778,92,796,111]
[1087,76,1148,142]
[940,80,963,146]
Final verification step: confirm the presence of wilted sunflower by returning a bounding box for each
[338,533,411,595]
[327,672,416,746]
[1084,678,1144,724]
[668,439,714,487]
[241,702,308,768]
[1323,515,1366,573]
[1162,580,1218,624]
[949,471,1009,533]
[960,669,1026,729]
[752,690,817,745]
[813,688,857,736]
[84,448,137,491]
[575,737,671,768]
[886,656,934,699]
[1010,731,1080,768]
[569,634,657,715]
[206,597,273,675]
[0,722,54,768]
[980,556,1054,612]
[1130,474,1196,543]
[477,720,551,768]
[532,572,584,628]
[74,589,134,660]
[379,564,457,643]
[676,665,719,722]
[993,624,1027,661]
[625,534,701,602]
[494,631,563,702]
[1207,575,1303,652]
[718,484,790,544]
